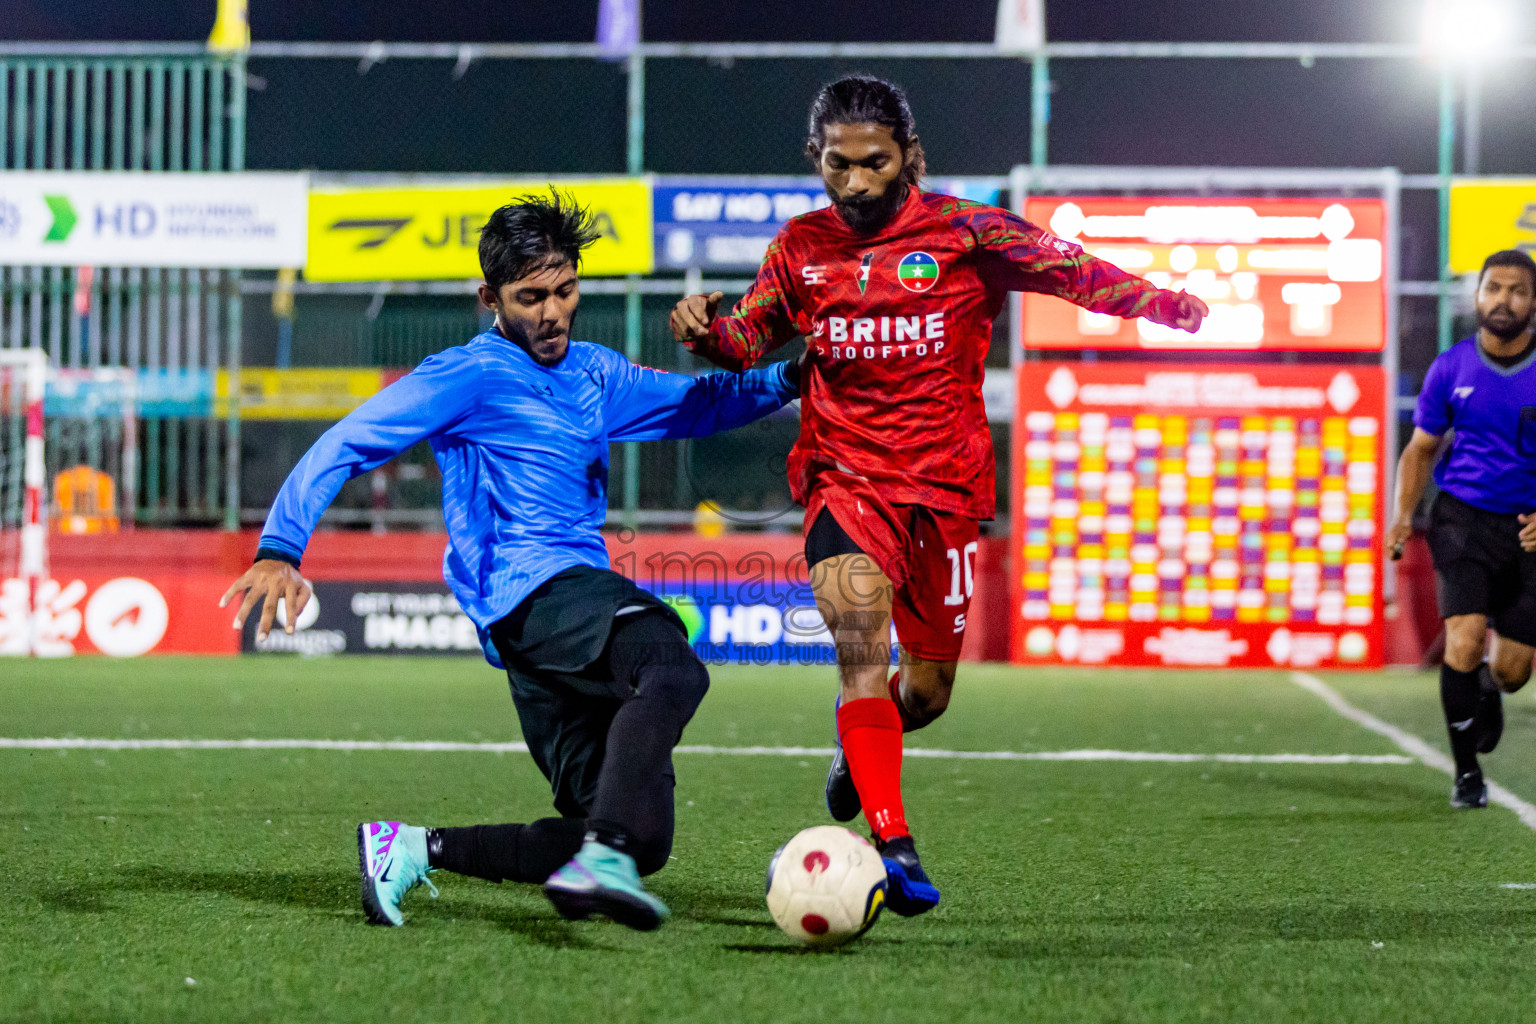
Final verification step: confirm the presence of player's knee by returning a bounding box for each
[1444,632,1487,673]
[901,684,951,727]
[662,654,711,711]
[632,834,673,877]
[1492,660,1533,693]
[612,612,710,709]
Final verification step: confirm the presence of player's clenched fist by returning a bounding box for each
[670,290,724,342]
[1147,291,1209,333]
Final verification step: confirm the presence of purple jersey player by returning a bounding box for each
[1390,248,1536,810]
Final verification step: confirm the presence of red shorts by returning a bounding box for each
[804,473,980,663]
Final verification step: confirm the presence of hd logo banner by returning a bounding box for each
[0,172,308,268]
[306,178,654,281]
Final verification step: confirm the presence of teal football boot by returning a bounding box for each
[357,821,438,926]
[544,838,669,931]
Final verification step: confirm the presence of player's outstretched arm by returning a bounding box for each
[603,346,802,443]
[1388,428,1442,560]
[956,203,1207,333]
[220,558,312,641]
[225,348,485,635]
[670,231,800,371]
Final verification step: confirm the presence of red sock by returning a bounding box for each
[837,697,909,842]
[887,671,920,733]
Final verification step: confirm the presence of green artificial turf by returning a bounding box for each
[4,659,1536,1023]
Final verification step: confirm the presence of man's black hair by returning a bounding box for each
[479,189,601,292]
[1480,249,1536,292]
[805,74,927,186]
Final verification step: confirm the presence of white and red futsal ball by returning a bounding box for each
[765,825,887,947]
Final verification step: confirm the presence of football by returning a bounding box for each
[765,825,888,947]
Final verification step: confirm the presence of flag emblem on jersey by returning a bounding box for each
[857,252,874,294]
[897,251,939,293]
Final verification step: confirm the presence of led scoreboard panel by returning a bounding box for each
[1010,363,1386,669]
[1021,197,1387,351]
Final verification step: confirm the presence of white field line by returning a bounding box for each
[0,736,1412,765]
[1290,671,1536,832]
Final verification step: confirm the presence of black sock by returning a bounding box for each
[426,817,586,884]
[1440,664,1482,777]
[585,820,635,854]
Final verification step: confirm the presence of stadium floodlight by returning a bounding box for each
[1420,0,1516,64]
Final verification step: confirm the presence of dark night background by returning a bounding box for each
[6,3,1531,250]
[6,1,1530,513]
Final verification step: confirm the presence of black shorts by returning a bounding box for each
[804,506,866,568]
[487,565,684,816]
[1426,491,1536,647]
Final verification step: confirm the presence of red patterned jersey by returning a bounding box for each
[684,186,1180,519]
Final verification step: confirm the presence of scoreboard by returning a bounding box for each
[1021,196,1387,352]
[1010,363,1386,669]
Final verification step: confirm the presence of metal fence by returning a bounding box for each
[0,39,1533,530]
[0,55,244,526]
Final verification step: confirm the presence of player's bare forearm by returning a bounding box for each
[219,558,312,641]
[671,290,766,372]
[1388,430,1440,559]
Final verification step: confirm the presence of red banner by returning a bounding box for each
[1021,196,1386,352]
[1,573,237,656]
[1009,362,1386,669]
[7,530,1014,661]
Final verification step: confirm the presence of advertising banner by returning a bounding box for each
[654,177,830,271]
[0,172,308,268]
[1449,178,1536,274]
[1020,196,1387,352]
[653,177,1004,271]
[1010,362,1386,669]
[306,179,653,281]
[240,582,479,657]
[236,578,850,665]
[47,369,214,419]
[0,573,236,656]
[214,368,390,420]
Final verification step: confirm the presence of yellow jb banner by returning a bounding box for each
[1449,178,1536,274]
[305,179,654,282]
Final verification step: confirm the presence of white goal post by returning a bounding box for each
[0,348,47,656]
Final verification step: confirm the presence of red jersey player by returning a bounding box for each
[671,76,1207,915]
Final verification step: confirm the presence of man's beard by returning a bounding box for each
[499,309,577,365]
[1478,303,1534,342]
[829,181,908,235]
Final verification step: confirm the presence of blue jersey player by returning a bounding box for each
[1390,249,1536,809]
[220,192,801,930]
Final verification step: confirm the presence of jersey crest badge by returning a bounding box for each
[897,251,939,293]
[857,252,874,295]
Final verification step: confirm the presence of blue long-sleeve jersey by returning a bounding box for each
[258,331,798,662]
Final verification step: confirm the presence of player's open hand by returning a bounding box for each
[1520,512,1536,553]
[670,291,724,343]
[220,558,312,641]
[1153,291,1208,334]
[1386,518,1413,561]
